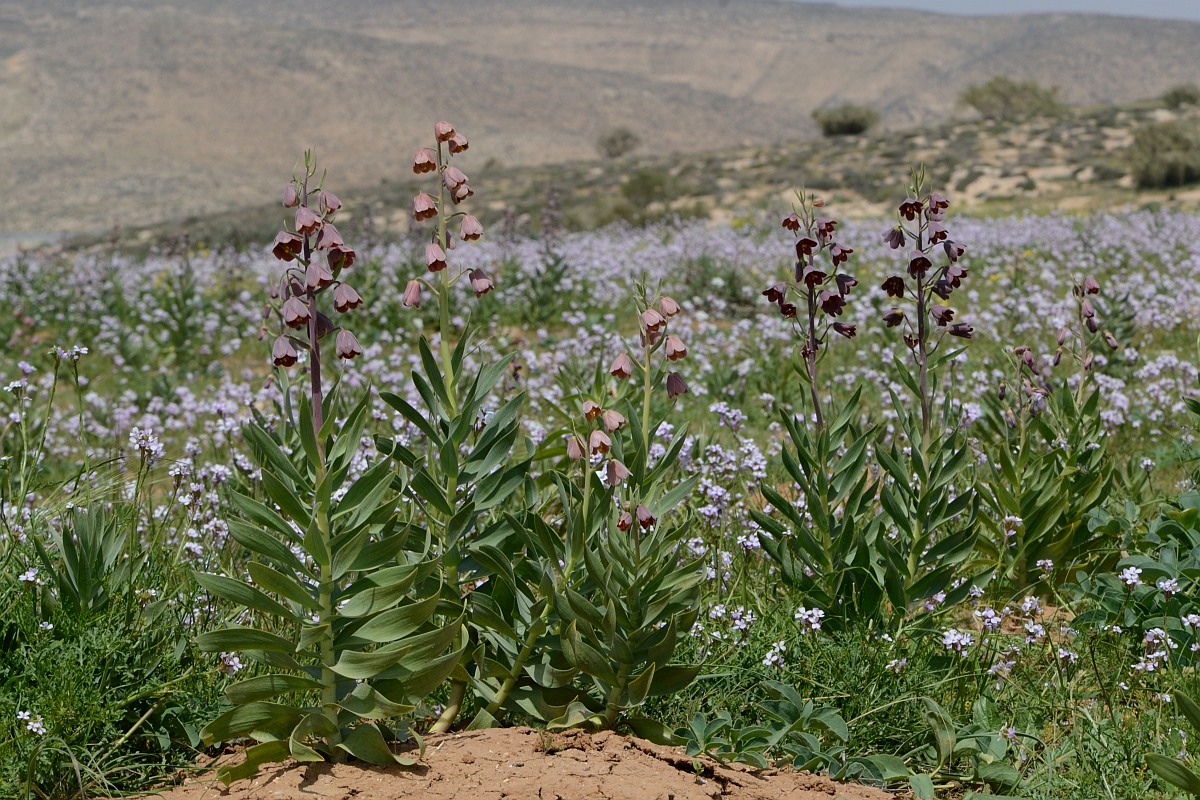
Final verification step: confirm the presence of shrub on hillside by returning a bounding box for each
[1161,83,1200,109]
[958,75,1065,121]
[1129,120,1200,188]
[812,104,879,137]
[596,126,641,159]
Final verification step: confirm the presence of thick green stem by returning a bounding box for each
[483,600,555,721]
[603,662,632,728]
[431,682,465,734]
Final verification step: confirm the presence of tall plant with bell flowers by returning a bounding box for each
[873,166,985,624]
[196,153,462,783]
[753,194,883,628]
[376,122,529,734]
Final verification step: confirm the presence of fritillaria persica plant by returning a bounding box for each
[196,153,462,782]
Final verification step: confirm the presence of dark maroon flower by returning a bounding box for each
[832,322,857,339]
[883,308,905,327]
[801,264,827,289]
[426,243,447,272]
[882,276,906,297]
[665,335,687,361]
[830,243,853,266]
[412,192,437,221]
[907,252,932,278]
[949,322,974,339]
[779,302,797,319]
[295,206,321,235]
[335,329,362,360]
[602,409,627,433]
[932,279,953,300]
[642,308,665,332]
[943,241,965,262]
[282,296,310,329]
[882,226,906,250]
[319,190,342,216]
[583,400,602,421]
[1083,276,1100,295]
[636,504,656,530]
[781,213,801,232]
[305,262,334,291]
[452,183,474,204]
[271,336,298,367]
[333,283,362,313]
[327,244,356,272]
[795,237,818,258]
[929,192,949,211]
[617,511,633,532]
[591,430,612,457]
[448,132,469,154]
[402,279,421,308]
[271,231,303,262]
[819,290,845,317]
[469,268,494,297]
[434,121,456,142]
[835,274,858,296]
[443,166,469,191]
[1086,317,1099,333]
[763,283,786,304]
[606,458,631,487]
[460,215,484,241]
[931,305,954,326]
[412,148,437,174]
[316,223,343,251]
[816,217,838,238]
[899,197,922,220]
[610,352,633,379]
[927,222,948,243]
[666,372,688,398]
[946,264,967,287]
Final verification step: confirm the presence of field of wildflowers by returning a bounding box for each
[2,124,1200,798]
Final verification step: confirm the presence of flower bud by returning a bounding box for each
[665,335,687,361]
[413,192,437,221]
[434,121,456,142]
[1056,327,1068,346]
[271,230,303,261]
[601,409,627,433]
[448,132,469,153]
[589,429,611,455]
[1053,348,1063,366]
[271,336,298,367]
[636,504,656,530]
[426,243,447,272]
[1104,331,1119,350]
[468,269,494,297]
[605,458,631,487]
[282,296,311,329]
[1086,317,1099,333]
[335,329,362,360]
[333,283,363,313]
[282,183,299,208]
[460,215,484,241]
[402,279,422,308]
[412,148,437,174]
[319,190,342,216]
[666,372,688,398]
[295,206,322,235]
[610,352,633,380]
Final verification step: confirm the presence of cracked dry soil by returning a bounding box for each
[145,727,894,800]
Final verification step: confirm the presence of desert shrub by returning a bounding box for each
[1129,120,1200,188]
[596,126,640,159]
[1161,83,1200,109]
[959,75,1065,121]
[812,103,879,137]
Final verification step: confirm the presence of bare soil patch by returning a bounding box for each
[145,727,893,800]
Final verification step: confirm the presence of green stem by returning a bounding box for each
[483,599,555,721]
[604,661,632,728]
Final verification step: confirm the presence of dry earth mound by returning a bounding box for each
[146,727,893,800]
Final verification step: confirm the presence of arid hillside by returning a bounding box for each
[3,0,1199,242]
